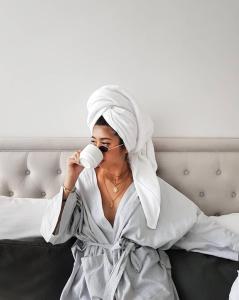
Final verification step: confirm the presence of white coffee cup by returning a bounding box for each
[78,144,104,168]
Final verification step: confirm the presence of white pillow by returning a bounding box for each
[0,195,50,239]
[229,271,239,300]
[210,213,239,235]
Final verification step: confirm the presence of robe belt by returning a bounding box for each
[76,238,141,300]
[76,237,131,252]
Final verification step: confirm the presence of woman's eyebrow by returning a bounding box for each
[91,136,112,140]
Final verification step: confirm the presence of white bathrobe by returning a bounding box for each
[40,167,239,300]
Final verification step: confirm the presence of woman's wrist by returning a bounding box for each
[63,184,76,193]
[62,184,76,201]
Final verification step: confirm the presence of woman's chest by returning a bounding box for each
[100,188,124,225]
[99,182,131,226]
[96,176,133,226]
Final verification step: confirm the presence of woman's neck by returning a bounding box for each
[98,161,131,178]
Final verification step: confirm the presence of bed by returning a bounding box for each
[0,137,238,300]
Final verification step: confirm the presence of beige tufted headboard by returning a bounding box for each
[1,137,239,217]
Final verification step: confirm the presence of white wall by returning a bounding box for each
[0,0,238,138]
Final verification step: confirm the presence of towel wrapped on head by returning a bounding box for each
[87,85,161,229]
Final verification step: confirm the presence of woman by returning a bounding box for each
[41,85,239,300]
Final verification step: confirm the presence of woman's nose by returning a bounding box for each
[95,141,101,147]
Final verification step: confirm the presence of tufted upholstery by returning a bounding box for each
[0,137,239,216]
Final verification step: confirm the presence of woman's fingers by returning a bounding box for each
[68,150,81,165]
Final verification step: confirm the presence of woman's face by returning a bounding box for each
[91,125,127,169]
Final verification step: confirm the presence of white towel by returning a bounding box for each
[86,85,161,229]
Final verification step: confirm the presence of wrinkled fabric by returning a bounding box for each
[41,168,239,300]
[86,85,161,229]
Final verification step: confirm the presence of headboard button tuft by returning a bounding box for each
[57,169,62,174]
[216,169,222,175]
[41,191,46,197]
[183,169,190,175]
[25,169,30,175]
[231,191,237,198]
[9,191,14,196]
[199,191,205,197]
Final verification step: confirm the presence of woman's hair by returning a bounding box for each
[95,115,126,152]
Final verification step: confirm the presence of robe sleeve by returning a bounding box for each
[40,182,83,245]
[172,209,239,261]
[133,177,239,263]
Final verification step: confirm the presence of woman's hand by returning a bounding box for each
[63,150,84,190]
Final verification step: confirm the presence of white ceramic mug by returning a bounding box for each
[78,144,103,168]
